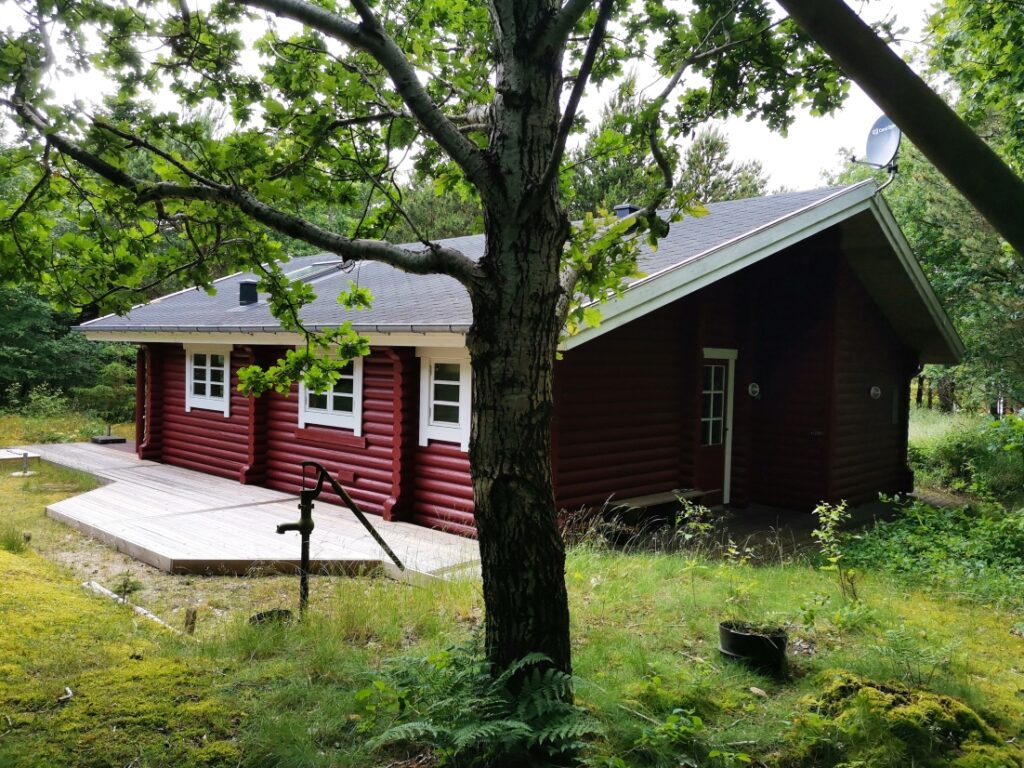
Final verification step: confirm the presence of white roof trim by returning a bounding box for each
[562,182,878,351]
[81,329,467,348]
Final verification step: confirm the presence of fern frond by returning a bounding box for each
[452,719,532,750]
[366,721,443,751]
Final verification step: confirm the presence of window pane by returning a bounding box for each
[433,382,460,403]
[702,393,712,418]
[194,367,207,382]
[339,361,354,375]
[332,394,353,413]
[211,354,225,367]
[210,368,223,383]
[434,362,460,382]
[433,403,460,424]
[714,365,724,390]
[701,420,712,445]
[713,393,723,419]
[703,365,713,390]
[334,378,353,395]
[210,384,224,398]
[193,382,205,396]
[194,353,207,367]
[712,420,723,445]
[308,392,328,410]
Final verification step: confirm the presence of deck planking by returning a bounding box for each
[19,442,480,578]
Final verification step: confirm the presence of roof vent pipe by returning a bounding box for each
[239,280,258,306]
[613,202,642,219]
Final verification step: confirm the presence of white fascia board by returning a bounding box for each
[561,183,877,351]
[81,329,467,348]
[867,197,966,362]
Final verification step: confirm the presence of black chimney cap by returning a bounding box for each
[239,280,258,306]
[613,202,642,219]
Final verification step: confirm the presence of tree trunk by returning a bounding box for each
[467,230,571,675]
[937,374,956,413]
[926,378,933,409]
[466,10,574,676]
[915,375,924,408]
[468,168,572,677]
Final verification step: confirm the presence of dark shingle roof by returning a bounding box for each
[80,186,857,334]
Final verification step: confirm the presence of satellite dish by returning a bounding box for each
[863,114,901,169]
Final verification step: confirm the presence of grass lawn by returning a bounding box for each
[0,412,133,446]
[2,472,1022,766]
[1,413,1022,766]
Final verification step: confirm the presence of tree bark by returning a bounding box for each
[468,229,571,674]
[937,374,956,413]
[776,0,1024,255]
[466,6,574,676]
[916,375,924,408]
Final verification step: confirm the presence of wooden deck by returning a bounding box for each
[17,443,480,579]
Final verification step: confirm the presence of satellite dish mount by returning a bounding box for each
[852,114,902,191]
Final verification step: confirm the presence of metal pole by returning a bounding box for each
[298,498,311,615]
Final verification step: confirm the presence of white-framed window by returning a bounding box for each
[298,357,364,433]
[418,349,471,450]
[185,345,231,417]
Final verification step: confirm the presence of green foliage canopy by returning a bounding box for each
[0,0,862,350]
[0,286,123,405]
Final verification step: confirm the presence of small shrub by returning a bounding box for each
[673,500,723,553]
[20,385,69,419]
[812,500,859,602]
[910,411,1024,506]
[0,527,28,555]
[111,571,143,601]
[845,499,1024,607]
[360,643,599,767]
[73,360,135,425]
[633,707,705,766]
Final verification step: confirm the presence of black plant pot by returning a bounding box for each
[718,621,788,675]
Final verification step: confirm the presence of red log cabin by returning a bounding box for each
[79,183,963,537]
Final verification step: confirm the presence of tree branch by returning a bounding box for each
[536,0,614,200]
[542,0,598,51]
[267,111,406,180]
[6,96,483,286]
[91,118,228,191]
[240,0,495,196]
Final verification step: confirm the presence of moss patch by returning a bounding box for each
[780,671,1024,767]
[0,549,243,768]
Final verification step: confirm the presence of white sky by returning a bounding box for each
[29,0,939,193]
[714,0,938,189]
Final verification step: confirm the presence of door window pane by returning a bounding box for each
[701,364,726,446]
